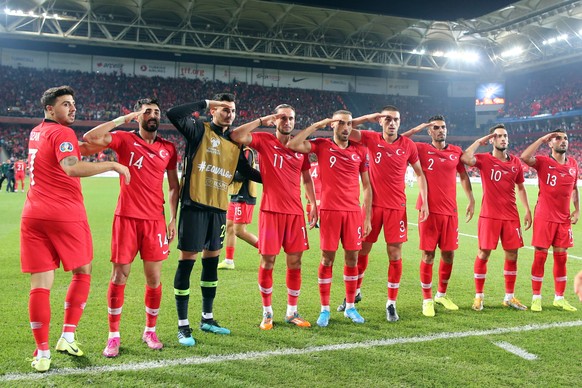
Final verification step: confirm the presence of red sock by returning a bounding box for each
[356,254,369,289]
[286,268,301,307]
[531,250,547,295]
[107,282,126,333]
[420,261,433,299]
[225,246,235,260]
[387,259,402,301]
[438,261,453,294]
[318,264,333,306]
[474,257,487,294]
[258,267,273,308]
[29,288,51,351]
[504,259,517,294]
[344,265,358,303]
[63,273,91,333]
[306,203,312,214]
[553,251,568,297]
[145,284,162,329]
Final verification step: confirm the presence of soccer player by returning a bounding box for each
[287,110,372,327]
[337,106,428,322]
[461,124,532,311]
[520,129,579,312]
[218,146,259,270]
[230,104,317,330]
[167,93,261,346]
[83,98,179,357]
[404,115,475,317]
[22,86,130,372]
[305,153,322,220]
[14,158,26,192]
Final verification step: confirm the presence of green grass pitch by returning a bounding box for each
[1,177,581,386]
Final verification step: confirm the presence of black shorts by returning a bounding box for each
[177,206,226,252]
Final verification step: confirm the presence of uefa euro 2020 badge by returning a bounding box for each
[59,142,74,153]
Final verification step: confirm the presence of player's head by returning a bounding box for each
[549,128,568,154]
[331,110,353,142]
[379,105,401,136]
[135,98,161,133]
[210,92,236,128]
[41,85,76,126]
[488,123,508,152]
[273,104,296,135]
[427,114,447,143]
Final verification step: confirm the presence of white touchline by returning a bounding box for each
[3,320,581,382]
[492,341,538,360]
[408,222,582,261]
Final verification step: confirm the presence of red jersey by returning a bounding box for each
[109,131,177,220]
[310,138,369,212]
[22,120,86,222]
[309,161,322,199]
[415,142,465,216]
[359,131,418,210]
[14,160,26,174]
[474,153,524,221]
[250,132,309,215]
[532,155,578,223]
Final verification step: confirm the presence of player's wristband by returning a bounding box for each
[113,116,125,127]
[259,117,263,127]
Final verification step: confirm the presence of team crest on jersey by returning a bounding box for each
[395,149,404,156]
[569,168,576,177]
[159,149,169,159]
[59,142,74,153]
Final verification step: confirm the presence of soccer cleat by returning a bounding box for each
[553,298,578,312]
[217,260,235,270]
[316,311,330,327]
[336,293,363,312]
[103,337,120,358]
[503,298,527,311]
[55,336,84,357]
[177,326,196,346]
[200,319,231,335]
[31,356,51,372]
[285,312,311,327]
[344,307,365,324]
[531,298,542,312]
[386,304,399,322]
[422,300,435,317]
[142,331,163,350]
[472,297,484,311]
[260,313,273,330]
[434,295,459,310]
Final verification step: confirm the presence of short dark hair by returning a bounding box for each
[333,109,352,116]
[428,114,445,122]
[551,128,566,134]
[134,98,160,111]
[212,92,235,102]
[273,104,295,114]
[41,85,75,110]
[380,105,399,113]
[488,123,506,134]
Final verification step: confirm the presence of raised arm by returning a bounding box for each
[411,160,429,222]
[461,133,496,166]
[516,182,532,231]
[83,109,144,147]
[287,118,336,153]
[230,113,283,145]
[350,113,386,142]
[520,132,558,167]
[401,122,431,138]
[459,168,475,222]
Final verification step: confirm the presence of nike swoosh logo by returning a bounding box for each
[548,166,556,169]
[133,142,142,147]
[163,250,169,254]
[377,144,385,148]
[427,151,436,154]
[292,77,307,82]
[274,146,282,150]
[329,148,339,152]
[399,234,406,238]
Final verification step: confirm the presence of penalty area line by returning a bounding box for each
[3,320,582,382]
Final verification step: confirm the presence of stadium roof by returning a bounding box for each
[2,0,582,75]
